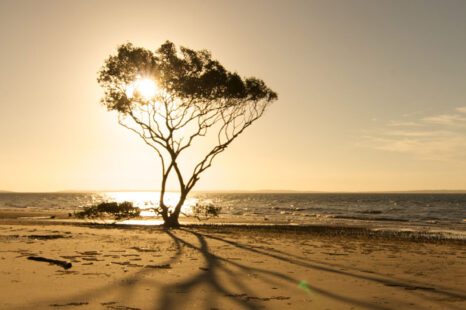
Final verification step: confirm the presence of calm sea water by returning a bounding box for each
[1,192,465,232]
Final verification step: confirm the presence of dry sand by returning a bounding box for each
[0,212,465,310]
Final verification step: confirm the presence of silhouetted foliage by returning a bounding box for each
[98,41,277,228]
[75,201,140,220]
[190,202,221,221]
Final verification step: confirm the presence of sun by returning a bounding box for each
[125,78,158,100]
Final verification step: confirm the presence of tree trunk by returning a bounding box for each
[160,206,170,224]
[163,214,180,228]
[162,193,187,228]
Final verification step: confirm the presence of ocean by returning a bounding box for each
[1,192,465,235]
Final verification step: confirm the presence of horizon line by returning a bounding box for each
[2,189,466,194]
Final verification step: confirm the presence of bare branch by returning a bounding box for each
[117,116,166,173]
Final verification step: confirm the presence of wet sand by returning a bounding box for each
[0,211,465,309]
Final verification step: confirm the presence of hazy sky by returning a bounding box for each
[1,0,465,192]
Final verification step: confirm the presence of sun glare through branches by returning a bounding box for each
[125,78,158,100]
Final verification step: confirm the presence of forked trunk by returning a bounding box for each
[160,193,187,229]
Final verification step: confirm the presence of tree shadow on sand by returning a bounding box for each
[34,226,466,310]
[153,229,383,310]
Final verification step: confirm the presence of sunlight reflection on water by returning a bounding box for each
[100,191,198,217]
[118,219,165,225]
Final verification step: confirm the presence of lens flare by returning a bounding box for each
[126,78,158,100]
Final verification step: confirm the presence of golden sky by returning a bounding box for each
[1,0,466,192]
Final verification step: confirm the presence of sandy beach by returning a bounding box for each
[0,211,465,310]
[2,1,466,309]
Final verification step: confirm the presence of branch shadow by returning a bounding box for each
[24,225,466,310]
[154,228,391,310]
[194,229,466,310]
[202,231,466,297]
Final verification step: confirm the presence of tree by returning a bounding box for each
[97,41,277,228]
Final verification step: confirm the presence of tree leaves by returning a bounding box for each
[97,40,277,112]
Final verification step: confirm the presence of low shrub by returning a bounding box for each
[75,201,140,220]
[190,202,221,220]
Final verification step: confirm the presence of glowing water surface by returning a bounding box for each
[1,192,465,237]
[100,191,198,217]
